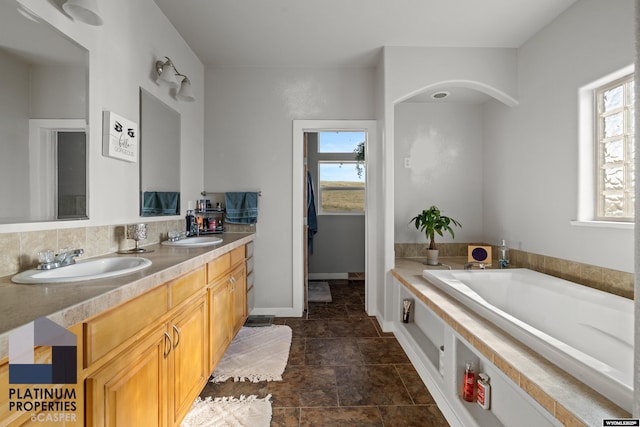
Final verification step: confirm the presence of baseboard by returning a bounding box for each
[249,306,304,318]
[308,272,348,280]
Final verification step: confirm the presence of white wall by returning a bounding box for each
[0,0,204,232]
[0,49,30,219]
[30,65,86,118]
[394,103,485,244]
[204,67,375,311]
[483,0,635,272]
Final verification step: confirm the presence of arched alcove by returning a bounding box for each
[392,79,516,248]
[395,79,519,107]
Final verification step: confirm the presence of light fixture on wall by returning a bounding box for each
[155,56,195,102]
[62,0,104,26]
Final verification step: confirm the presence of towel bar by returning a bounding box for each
[201,190,261,196]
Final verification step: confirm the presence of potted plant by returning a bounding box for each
[409,205,461,265]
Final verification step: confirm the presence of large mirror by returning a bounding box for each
[139,89,181,216]
[0,2,89,224]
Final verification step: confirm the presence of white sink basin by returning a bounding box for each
[161,236,223,247]
[12,257,152,284]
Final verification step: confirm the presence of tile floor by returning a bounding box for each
[198,279,450,426]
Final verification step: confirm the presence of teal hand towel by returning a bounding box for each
[142,191,180,216]
[225,192,258,224]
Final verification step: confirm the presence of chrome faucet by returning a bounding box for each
[37,248,84,270]
[168,230,187,242]
[464,261,486,270]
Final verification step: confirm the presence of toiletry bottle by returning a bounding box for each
[476,373,491,409]
[498,239,510,269]
[462,361,476,402]
[185,210,195,235]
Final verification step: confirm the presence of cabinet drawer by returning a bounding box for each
[247,270,255,291]
[230,246,245,266]
[245,241,254,258]
[246,256,254,275]
[170,267,205,308]
[207,253,230,283]
[84,286,168,367]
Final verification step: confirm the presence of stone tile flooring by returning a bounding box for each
[198,280,450,426]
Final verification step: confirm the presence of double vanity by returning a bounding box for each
[0,232,255,426]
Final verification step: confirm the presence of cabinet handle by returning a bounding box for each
[172,324,181,348]
[163,331,173,358]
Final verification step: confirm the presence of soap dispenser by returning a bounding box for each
[498,239,509,269]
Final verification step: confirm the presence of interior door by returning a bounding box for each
[303,133,309,315]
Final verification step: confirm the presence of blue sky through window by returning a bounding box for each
[319,162,365,183]
[318,131,365,153]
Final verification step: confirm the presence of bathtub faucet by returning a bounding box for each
[464,261,486,270]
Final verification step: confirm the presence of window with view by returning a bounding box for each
[595,74,635,221]
[317,131,366,214]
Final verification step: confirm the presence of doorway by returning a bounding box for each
[292,120,378,318]
[304,131,366,313]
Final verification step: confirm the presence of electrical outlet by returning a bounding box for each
[404,157,411,168]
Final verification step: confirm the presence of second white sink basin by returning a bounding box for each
[161,236,223,247]
[11,257,152,284]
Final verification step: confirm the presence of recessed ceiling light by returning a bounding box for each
[431,91,450,100]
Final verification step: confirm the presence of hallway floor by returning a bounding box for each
[198,279,450,426]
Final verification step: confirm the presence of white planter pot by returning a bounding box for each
[426,249,439,266]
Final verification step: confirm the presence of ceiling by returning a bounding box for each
[0,1,86,65]
[154,0,577,69]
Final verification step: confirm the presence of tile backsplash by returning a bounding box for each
[0,219,184,278]
[394,242,634,300]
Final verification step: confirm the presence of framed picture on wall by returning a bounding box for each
[102,110,138,162]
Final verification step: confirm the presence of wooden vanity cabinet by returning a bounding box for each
[85,323,169,427]
[166,295,208,425]
[85,268,208,427]
[207,246,247,371]
[0,241,250,427]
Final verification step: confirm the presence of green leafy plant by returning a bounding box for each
[409,205,461,250]
[354,141,365,178]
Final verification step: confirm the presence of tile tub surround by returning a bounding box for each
[392,257,630,427]
[394,243,633,299]
[0,232,255,360]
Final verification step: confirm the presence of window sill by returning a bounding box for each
[570,220,634,230]
[318,212,365,216]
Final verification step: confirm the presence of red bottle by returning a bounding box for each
[462,361,475,402]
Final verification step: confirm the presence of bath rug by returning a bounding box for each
[244,314,274,327]
[308,281,332,302]
[211,325,291,383]
[181,395,272,427]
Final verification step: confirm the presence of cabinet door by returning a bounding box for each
[230,264,247,335]
[169,295,208,426]
[86,326,168,427]
[208,277,232,370]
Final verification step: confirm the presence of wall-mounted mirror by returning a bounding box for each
[139,89,181,216]
[0,2,89,224]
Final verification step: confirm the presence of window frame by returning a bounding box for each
[594,73,635,222]
[316,160,366,215]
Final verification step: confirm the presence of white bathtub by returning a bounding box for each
[421,268,634,412]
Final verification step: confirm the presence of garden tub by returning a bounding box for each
[421,268,633,412]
